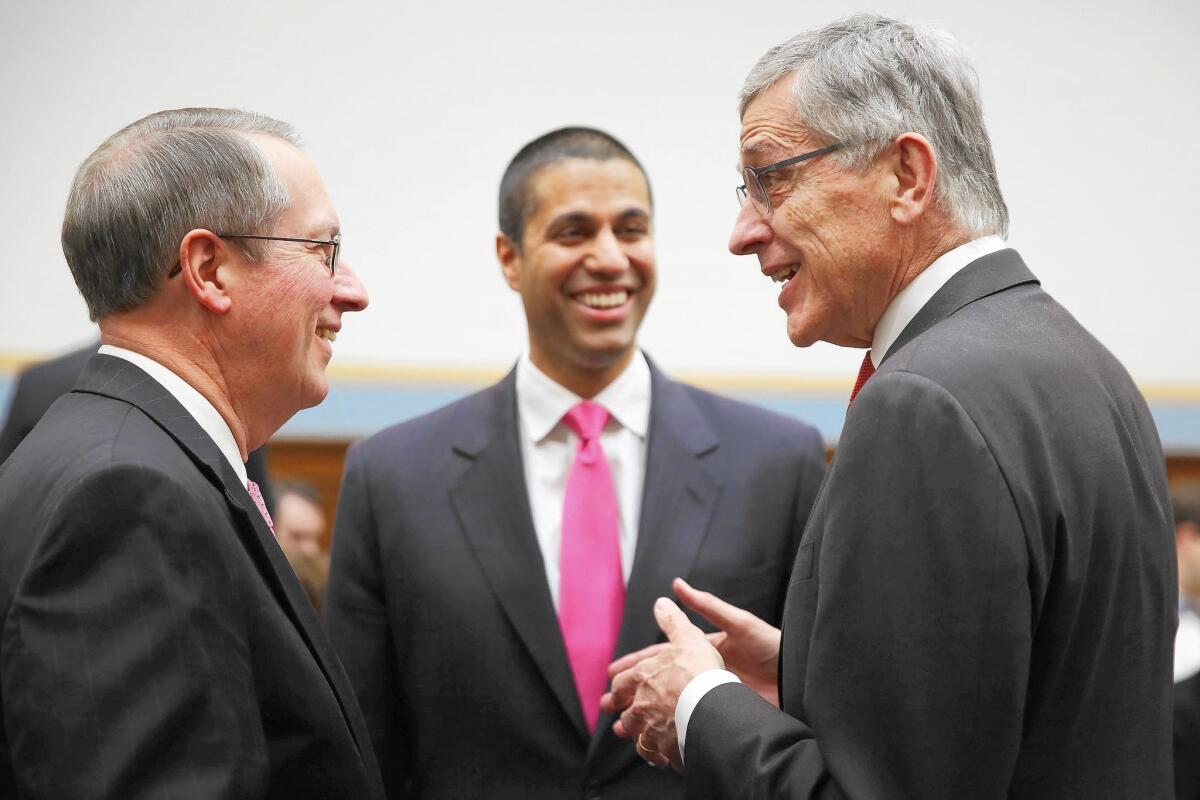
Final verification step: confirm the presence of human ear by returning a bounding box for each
[496,233,523,292]
[888,132,938,226]
[177,229,235,314]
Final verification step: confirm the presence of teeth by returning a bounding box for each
[771,266,799,284]
[316,328,337,342]
[578,291,629,309]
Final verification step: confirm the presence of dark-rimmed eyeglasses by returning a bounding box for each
[167,232,341,278]
[736,143,845,216]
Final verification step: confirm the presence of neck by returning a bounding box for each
[528,348,633,399]
[100,315,252,460]
[888,220,975,301]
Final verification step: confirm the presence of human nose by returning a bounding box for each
[728,202,771,256]
[331,258,369,311]
[585,228,631,274]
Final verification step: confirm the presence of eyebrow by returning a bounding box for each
[549,208,650,228]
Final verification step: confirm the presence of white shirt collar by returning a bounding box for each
[871,235,1007,367]
[516,350,651,443]
[97,344,248,486]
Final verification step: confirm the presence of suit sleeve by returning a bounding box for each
[685,371,1030,799]
[2,463,265,799]
[324,446,409,796]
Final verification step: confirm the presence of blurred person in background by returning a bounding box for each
[323,126,827,799]
[1173,481,1200,799]
[274,478,330,609]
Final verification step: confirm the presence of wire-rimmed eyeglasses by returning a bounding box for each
[736,143,845,216]
[167,232,341,278]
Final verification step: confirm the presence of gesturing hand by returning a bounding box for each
[602,597,723,769]
[672,577,781,706]
[607,579,782,708]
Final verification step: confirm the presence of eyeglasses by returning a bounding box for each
[167,232,341,278]
[736,143,845,216]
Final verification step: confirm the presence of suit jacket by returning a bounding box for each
[0,343,95,464]
[0,354,384,799]
[1176,671,1200,800]
[0,342,274,509]
[323,358,826,798]
[686,250,1176,799]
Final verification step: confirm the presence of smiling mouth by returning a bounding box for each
[316,327,337,342]
[770,265,799,284]
[575,289,631,309]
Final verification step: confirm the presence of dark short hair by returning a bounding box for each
[497,126,651,248]
[274,478,323,508]
[1173,481,1200,528]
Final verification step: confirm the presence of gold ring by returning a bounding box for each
[637,733,660,754]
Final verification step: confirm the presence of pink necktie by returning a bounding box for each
[558,401,625,733]
[849,350,875,405]
[247,480,275,534]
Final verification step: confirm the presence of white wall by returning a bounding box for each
[2,0,1196,384]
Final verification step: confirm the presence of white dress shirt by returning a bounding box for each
[674,234,1008,760]
[1177,599,1200,682]
[515,351,651,609]
[98,344,248,486]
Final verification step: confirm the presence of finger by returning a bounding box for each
[674,577,755,632]
[613,717,631,739]
[608,666,642,710]
[654,597,703,643]
[608,642,669,677]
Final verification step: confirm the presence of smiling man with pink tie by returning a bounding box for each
[323,126,827,799]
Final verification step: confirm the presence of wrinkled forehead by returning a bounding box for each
[737,81,816,168]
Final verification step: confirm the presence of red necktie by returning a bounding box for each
[849,351,875,405]
[247,480,275,534]
[558,401,625,733]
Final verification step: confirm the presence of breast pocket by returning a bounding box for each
[789,540,815,584]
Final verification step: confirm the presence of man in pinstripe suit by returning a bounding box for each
[0,108,382,799]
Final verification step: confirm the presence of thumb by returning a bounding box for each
[654,597,695,642]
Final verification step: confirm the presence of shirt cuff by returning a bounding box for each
[675,668,741,764]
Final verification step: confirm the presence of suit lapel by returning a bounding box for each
[588,361,723,769]
[882,248,1039,364]
[72,355,380,783]
[449,369,589,739]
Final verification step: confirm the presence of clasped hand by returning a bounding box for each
[600,578,782,770]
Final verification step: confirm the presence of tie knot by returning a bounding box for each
[562,400,610,442]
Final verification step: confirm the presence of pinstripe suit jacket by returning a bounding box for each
[0,354,384,799]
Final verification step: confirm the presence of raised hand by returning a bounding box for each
[672,577,781,707]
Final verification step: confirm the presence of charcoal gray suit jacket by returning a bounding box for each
[324,358,826,798]
[0,354,384,799]
[685,250,1176,799]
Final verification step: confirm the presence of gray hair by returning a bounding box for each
[61,107,302,320]
[740,14,1009,238]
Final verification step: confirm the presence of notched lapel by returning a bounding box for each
[449,372,590,739]
[884,249,1039,364]
[74,355,378,776]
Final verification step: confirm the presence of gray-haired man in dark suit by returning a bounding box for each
[608,15,1175,799]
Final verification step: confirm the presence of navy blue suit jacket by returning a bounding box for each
[324,358,826,798]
